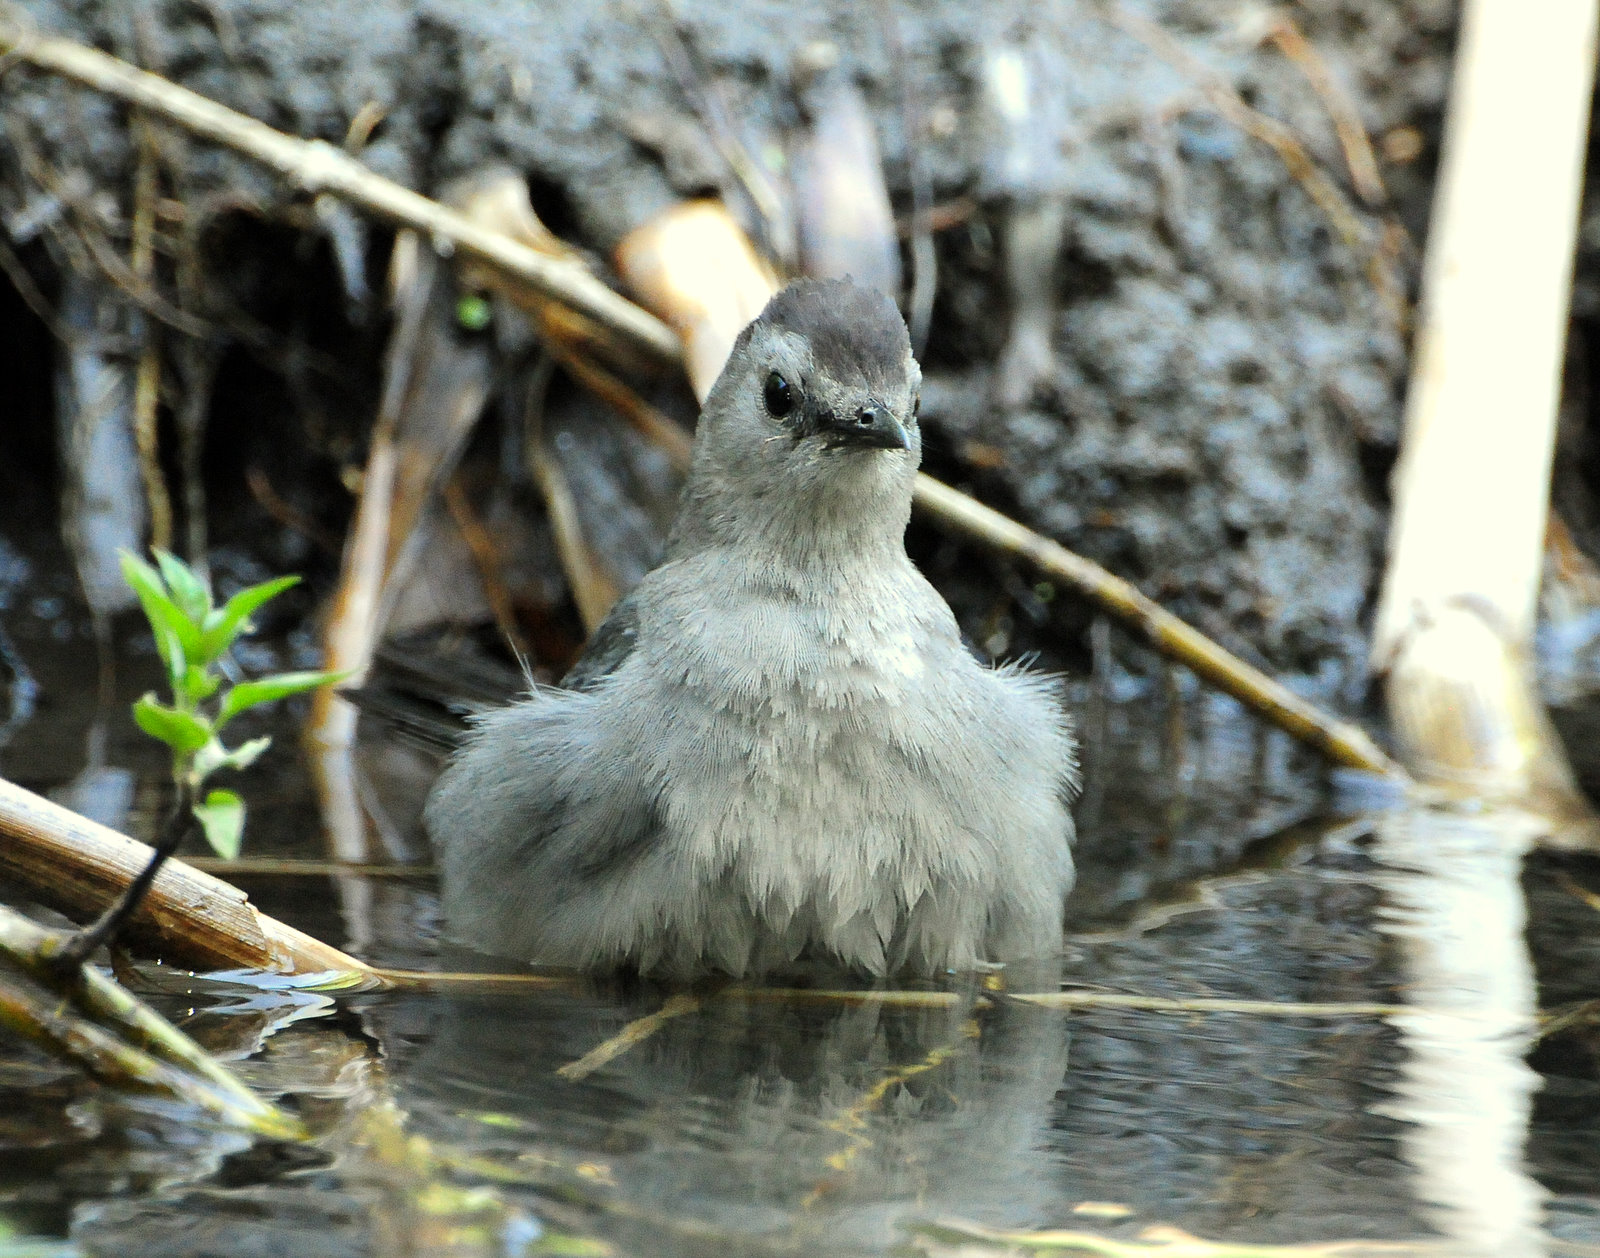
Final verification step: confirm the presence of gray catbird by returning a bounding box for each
[425,278,1077,977]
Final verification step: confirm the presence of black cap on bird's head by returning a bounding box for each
[673,276,923,555]
[759,278,911,395]
[701,276,922,457]
[753,279,915,452]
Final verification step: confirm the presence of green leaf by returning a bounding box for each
[200,575,300,662]
[178,663,221,706]
[192,788,244,859]
[193,735,272,783]
[132,694,212,755]
[153,549,211,623]
[217,670,346,727]
[152,624,189,692]
[120,551,201,681]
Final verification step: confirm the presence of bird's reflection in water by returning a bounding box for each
[372,957,1072,1254]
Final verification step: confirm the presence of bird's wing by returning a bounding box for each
[561,589,641,691]
[344,634,527,750]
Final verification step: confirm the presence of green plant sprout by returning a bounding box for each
[120,548,343,858]
[52,550,343,970]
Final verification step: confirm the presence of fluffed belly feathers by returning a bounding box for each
[426,632,1077,978]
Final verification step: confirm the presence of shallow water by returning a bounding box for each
[4,588,1600,1257]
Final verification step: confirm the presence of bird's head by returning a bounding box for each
[673,278,923,558]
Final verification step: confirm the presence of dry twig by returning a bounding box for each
[912,476,1401,775]
[443,473,533,662]
[553,345,693,470]
[1259,15,1386,208]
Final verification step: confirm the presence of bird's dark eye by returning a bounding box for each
[763,371,794,418]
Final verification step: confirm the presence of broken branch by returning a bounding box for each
[0,907,304,1136]
[0,775,375,977]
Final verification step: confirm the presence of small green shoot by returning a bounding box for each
[121,549,344,859]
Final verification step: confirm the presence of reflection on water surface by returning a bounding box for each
[4,653,1600,1257]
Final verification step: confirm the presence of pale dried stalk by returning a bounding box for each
[1009,991,1403,1017]
[129,117,173,550]
[1371,0,1600,818]
[1374,0,1597,658]
[0,775,373,976]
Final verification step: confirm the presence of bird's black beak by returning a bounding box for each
[814,402,911,451]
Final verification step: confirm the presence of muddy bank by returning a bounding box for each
[0,0,1469,704]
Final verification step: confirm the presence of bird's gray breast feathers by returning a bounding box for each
[429,554,1075,976]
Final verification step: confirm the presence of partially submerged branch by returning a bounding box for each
[912,476,1401,776]
[911,1216,1441,1256]
[0,906,304,1137]
[0,775,373,977]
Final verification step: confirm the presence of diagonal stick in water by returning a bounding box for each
[556,993,705,1080]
